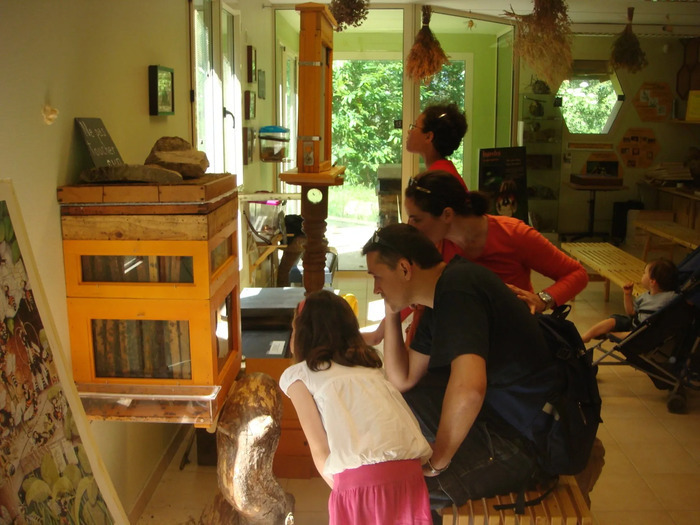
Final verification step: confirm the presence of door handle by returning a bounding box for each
[223,107,235,128]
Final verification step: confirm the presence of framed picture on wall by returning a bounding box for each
[148,65,174,116]
[246,45,256,83]
[244,90,256,120]
[242,127,255,165]
[258,70,266,100]
[0,180,129,524]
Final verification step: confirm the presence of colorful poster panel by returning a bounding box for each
[0,181,127,524]
[632,82,673,122]
[478,146,529,224]
[617,128,660,169]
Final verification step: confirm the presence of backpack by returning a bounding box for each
[485,305,602,476]
[534,305,602,475]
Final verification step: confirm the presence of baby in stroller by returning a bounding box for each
[586,249,700,413]
[581,258,678,344]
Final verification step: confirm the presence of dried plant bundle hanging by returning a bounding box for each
[406,6,450,85]
[329,0,369,32]
[505,0,573,91]
[611,7,648,73]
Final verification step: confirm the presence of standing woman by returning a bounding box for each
[404,170,588,312]
[280,290,433,525]
[406,103,468,189]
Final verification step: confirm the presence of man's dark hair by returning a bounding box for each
[648,258,678,292]
[406,170,490,218]
[422,103,468,158]
[361,223,443,269]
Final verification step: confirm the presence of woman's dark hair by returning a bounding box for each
[405,170,490,218]
[292,290,382,371]
[361,223,443,269]
[422,103,468,158]
[648,258,678,292]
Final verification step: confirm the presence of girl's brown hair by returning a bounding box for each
[292,290,382,371]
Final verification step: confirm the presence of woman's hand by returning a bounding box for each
[507,284,546,314]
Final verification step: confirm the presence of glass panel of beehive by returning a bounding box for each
[216,292,234,371]
[211,234,233,274]
[91,319,192,379]
[81,255,194,283]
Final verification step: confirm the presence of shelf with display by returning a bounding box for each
[520,93,563,233]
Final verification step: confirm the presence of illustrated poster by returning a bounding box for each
[0,180,127,524]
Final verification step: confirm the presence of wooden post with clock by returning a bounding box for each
[280,2,345,294]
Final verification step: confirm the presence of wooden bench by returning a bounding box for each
[561,242,648,301]
[634,219,700,261]
[441,475,591,524]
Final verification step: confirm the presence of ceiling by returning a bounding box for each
[270,1,700,36]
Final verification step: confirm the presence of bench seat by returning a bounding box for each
[441,475,591,525]
[561,242,647,301]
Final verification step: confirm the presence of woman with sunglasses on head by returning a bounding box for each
[404,170,588,314]
[406,103,468,190]
[280,290,433,525]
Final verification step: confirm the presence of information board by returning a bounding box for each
[478,146,529,224]
[75,118,124,167]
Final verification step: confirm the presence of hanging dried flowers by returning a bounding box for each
[329,0,369,32]
[406,6,450,85]
[504,0,573,91]
[611,7,648,73]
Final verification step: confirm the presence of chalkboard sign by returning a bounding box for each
[75,118,124,167]
[478,146,529,224]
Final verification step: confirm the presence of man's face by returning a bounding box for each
[366,251,411,313]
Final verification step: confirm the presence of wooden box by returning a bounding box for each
[58,175,241,427]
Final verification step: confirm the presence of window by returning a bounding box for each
[557,60,624,135]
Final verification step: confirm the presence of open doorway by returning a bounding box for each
[275,6,515,271]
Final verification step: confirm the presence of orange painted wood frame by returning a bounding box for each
[67,273,240,387]
[296,2,336,173]
[63,221,238,301]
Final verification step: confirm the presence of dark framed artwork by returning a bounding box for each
[257,70,266,100]
[0,180,128,524]
[246,45,257,83]
[148,65,174,116]
[242,127,255,165]
[244,90,256,120]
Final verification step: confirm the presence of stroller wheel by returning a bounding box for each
[667,392,686,414]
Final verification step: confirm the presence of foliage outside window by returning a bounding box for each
[557,62,623,135]
[331,59,465,188]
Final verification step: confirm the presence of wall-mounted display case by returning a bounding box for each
[519,93,563,233]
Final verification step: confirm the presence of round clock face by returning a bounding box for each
[307,188,323,204]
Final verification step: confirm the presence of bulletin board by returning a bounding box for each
[632,82,673,122]
[0,180,127,524]
[617,128,660,169]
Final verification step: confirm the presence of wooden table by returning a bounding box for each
[561,242,648,301]
[634,219,700,260]
[562,183,627,241]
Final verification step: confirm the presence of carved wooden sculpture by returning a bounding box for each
[200,372,294,525]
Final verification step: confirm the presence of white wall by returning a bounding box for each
[0,0,194,515]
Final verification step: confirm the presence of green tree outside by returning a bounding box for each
[558,79,617,134]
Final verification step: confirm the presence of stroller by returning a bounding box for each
[587,246,700,414]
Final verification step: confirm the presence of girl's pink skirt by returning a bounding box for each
[329,459,432,525]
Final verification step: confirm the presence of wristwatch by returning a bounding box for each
[537,291,555,310]
[426,458,450,475]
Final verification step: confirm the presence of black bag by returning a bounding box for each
[485,305,602,476]
[534,305,602,475]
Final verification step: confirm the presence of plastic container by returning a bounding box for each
[259,126,290,162]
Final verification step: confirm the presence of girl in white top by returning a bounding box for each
[279,290,432,525]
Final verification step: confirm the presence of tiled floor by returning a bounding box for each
[138,248,700,525]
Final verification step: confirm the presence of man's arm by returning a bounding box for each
[425,353,486,474]
[382,308,430,392]
[286,380,334,488]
